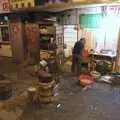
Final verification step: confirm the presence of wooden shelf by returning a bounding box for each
[10,2,120,13]
[11,3,71,12]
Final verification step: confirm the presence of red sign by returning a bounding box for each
[0,0,9,13]
[108,6,120,15]
[2,2,9,11]
[12,24,20,34]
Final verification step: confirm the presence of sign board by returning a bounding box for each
[64,25,77,48]
[79,14,102,29]
[0,0,9,13]
[107,6,120,15]
[10,0,35,9]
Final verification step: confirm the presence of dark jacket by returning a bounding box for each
[72,40,84,56]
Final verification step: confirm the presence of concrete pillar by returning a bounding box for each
[25,22,40,64]
[10,19,25,63]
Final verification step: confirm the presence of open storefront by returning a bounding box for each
[0,0,12,57]
[57,5,120,73]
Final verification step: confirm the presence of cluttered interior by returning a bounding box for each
[0,0,120,119]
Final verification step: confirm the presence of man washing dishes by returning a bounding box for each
[71,38,86,75]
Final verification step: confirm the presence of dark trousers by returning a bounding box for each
[71,54,82,75]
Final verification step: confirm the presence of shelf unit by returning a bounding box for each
[39,24,56,50]
[0,21,10,44]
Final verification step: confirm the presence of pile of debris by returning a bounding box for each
[27,59,60,104]
[98,73,120,85]
[79,68,120,89]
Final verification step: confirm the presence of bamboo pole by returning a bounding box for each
[115,28,120,72]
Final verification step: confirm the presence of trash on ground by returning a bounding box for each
[110,73,120,85]
[111,72,120,77]
[91,71,101,80]
[57,104,61,108]
[98,75,112,84]
[39,60,48,68]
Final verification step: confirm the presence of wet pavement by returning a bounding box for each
[20,74,120,120]
[0,57,120,120]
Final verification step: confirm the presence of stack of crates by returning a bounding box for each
[10,0,35,9]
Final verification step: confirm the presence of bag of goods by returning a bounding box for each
[98,76,112,84]
[91,71,101,80]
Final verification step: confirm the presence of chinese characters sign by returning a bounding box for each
[0,0,9,13]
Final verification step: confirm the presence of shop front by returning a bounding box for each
[57,5,120,73]
[0,0,12,57]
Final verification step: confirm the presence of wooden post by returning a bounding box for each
[10,19,25,63]
[25,23,40,64]
[115,29,120,72]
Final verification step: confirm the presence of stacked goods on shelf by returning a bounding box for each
[40,51,51,60]
[40,26,56,35]
[40,50,56,60]
[0,45,12,57]
[10,0,35,9]
[1,27,9,41]
[39,25,56,55]
[0,21,9,42]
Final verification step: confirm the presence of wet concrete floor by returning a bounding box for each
[20,75,120,120]
[0,57,120,120]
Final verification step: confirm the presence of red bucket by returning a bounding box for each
[79,74,94,87]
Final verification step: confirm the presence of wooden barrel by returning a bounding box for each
[27,87,37,102]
